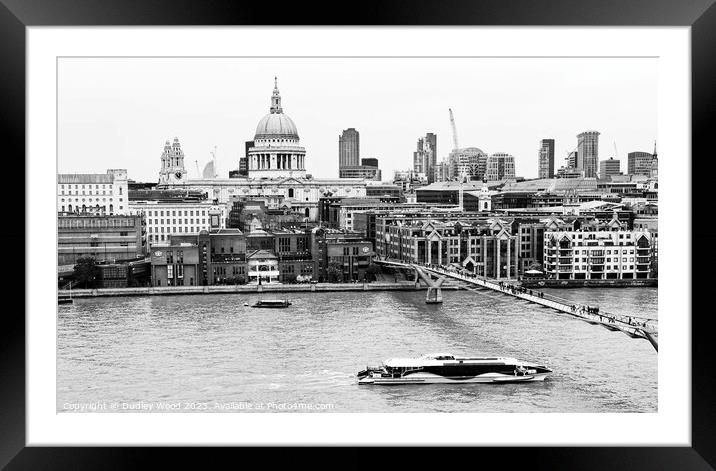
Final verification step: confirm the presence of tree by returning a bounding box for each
[326,262,343,283]
[527,262,543,272]
[236,275,247,285]
[365,263,382,282]
[283,273,297,284]
[73,257,99,289]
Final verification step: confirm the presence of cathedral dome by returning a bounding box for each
[254,113,298,140]
[254,77,299,140]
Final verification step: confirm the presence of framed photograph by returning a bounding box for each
[4,0,714,467]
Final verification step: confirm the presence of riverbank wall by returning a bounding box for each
[520,279,657,288]
[61,281,464,298]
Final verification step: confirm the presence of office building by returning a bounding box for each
[567,151,578,169]
[58,169,129,215]
[339,128,360,169]
[627,151,655,177]
[413,133,438,183]
[58,213,145,265]
[129,201,226,245]
[538,139,555,179]
[577,131,600,178]
[485,153,516,181]
[599,157,622,180]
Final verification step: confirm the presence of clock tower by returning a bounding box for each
[159,137,187,184]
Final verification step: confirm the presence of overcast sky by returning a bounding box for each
[58,57,656,182]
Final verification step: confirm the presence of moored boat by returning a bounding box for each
[357,353,552,385]
[252,299,291,308]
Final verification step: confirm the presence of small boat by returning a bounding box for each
[58,297,73,305]
[243,302,249,307]
[357,353,552,385]
[252,299,291,308]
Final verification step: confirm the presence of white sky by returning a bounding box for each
[58,57,656,182]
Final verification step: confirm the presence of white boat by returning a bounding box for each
[357,353,552,385]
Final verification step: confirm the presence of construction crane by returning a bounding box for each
[613,141,618,159]
[449,108,460,150]
[195,160,200,178]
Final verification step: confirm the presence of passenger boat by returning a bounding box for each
[357,353,552,385]
[252,299,291,308]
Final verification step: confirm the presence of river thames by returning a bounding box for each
[57,287,657,413]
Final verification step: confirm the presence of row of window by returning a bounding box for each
[148,227,202,234]
[58,218,135,228]
[148,218,207,225]
[60,190,118,196]
[571,257,636,263]
[59,184,116,189]
[60,205,122,212]
[61,197,119,202]
[553,265,638,271]
[145,209,208,217]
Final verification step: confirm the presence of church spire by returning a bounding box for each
[270,76,283,114]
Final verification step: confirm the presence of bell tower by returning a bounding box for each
[159,137,187,184]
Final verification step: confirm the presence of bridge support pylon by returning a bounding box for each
[414,266,446,304]
[426,286,443,304]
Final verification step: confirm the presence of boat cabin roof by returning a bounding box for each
[384,354,519,368]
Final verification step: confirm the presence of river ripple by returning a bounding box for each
[57,287,657,413]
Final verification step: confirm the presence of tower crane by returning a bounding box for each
[449,108,460,150]
[195,160,200,178]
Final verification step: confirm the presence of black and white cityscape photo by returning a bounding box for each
[57,57,658,413]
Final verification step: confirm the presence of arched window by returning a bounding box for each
[288,188,294,198]
[81,204,86,213]
[68,204,72,212]
[305,208,310,218]
[109,204,114,213]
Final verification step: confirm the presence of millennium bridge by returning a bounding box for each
[375,259,658,352]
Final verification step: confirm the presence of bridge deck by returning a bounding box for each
[377,260,657,349]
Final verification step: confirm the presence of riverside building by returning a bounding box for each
[58,213,145,265]
[543,230,656,280]
[57,169,129,215]
[376,216,520,280]
[129,201,226,245]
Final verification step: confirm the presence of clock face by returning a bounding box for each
[154,251,163,257]
[362,246,370,253]
[175,172,183,179]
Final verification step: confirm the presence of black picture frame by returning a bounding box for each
[2,0,713,468]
